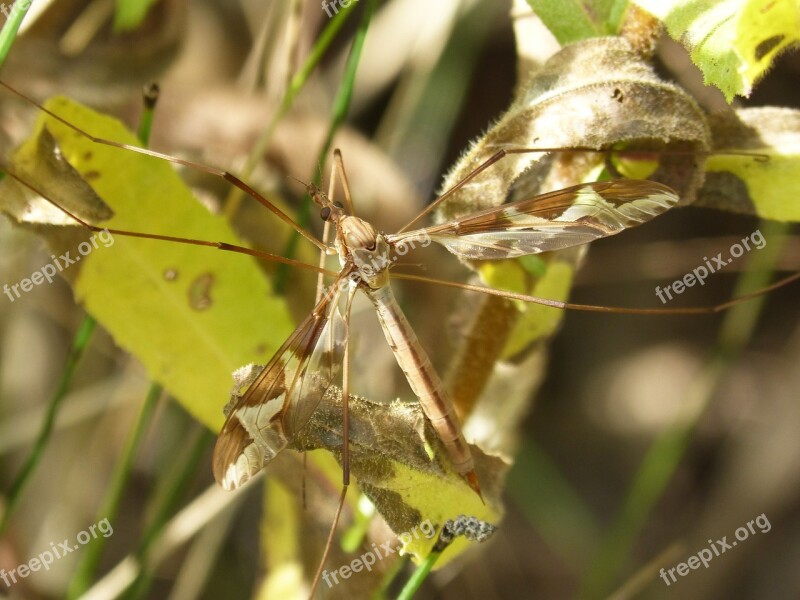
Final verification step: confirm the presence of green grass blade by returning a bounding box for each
[577,219,791,598]
[136,83,159,147]
[122,426,215,600]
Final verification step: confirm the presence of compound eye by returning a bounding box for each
[333,201,344,210]
[320,206,332,221]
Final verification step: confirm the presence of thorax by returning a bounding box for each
[335,215,391,289]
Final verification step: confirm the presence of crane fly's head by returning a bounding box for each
[289,175,347,223]
[318,198,345,224]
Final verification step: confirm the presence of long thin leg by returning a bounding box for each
[0,81,327,253]
[332,149,355,217]
[3,167,336,276]
[305,142,348,509]
[341,286,357,485]
[314,153,344,303]
[391,271,800,315]
[308,285,357,599]
[313,149,354,302]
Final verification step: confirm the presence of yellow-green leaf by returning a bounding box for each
[635,0,800,102]
[4,97,294,429]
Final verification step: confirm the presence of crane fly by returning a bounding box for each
[1,81,795,598]
[210,162,681,502]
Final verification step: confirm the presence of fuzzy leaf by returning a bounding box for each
[295,391,507,567]
[436,37,709,225]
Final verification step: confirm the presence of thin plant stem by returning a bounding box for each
[395,551,439,600]
[0,0,32,69]
[274,0,377,293]
[66,383,162,599]
[121,427,215,600]
[0,316,96,536]
[222,3,358,219]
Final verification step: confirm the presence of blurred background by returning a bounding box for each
[0,1,799,599]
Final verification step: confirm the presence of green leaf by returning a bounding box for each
[526,0,630,44]
[3,97,294,430]
[634,0,800,102]
[114,0,159,32]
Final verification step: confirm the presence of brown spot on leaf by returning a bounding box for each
[188,272,214,310]
[754,35,784,61]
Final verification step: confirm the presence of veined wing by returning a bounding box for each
[213,274,348,490]
[388,180,679,260]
